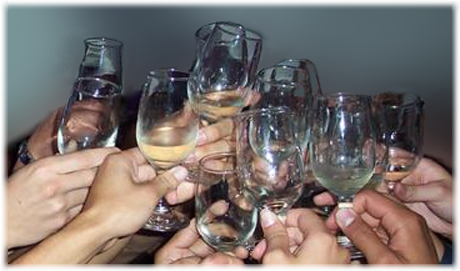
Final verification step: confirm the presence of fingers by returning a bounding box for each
[259,209,290,256]
[352,190,418,235]
[147,166,189,205]
[194,139,235,161]
[164,181,195,205]
[122,147,148,165]
[162,219,199,250]
[313,191,336,206]
[200,252,245,265]
[59,168,98,191]
[134,164,157,183]
[394,180,451,203]
[285,208,329,237]
[49,147,120,173]
[197,118,234,146]
[335,208,396,263]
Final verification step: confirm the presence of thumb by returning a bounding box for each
[148,166,188,205]
[260,209,290,255]
[335,208,396,263]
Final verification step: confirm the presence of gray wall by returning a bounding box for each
[7,5,453,168]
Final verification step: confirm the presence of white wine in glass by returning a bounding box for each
[372,92,424,193]
[136,68,199,232]
[188,21,262,125]
[309,93,376,260]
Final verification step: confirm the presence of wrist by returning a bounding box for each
[16,139,35,166]
[69,209,116,248]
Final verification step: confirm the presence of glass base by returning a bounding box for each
[337,235,366,261]
[142,208,189,233]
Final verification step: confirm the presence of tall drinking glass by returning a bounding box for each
[372,92,424,193]
[57,77,121,154]
[195,152,258,255]
[136,69,199,232]
[188,21,262,125]
[309,93,376,259]
[78,37,123,90]
[235,107,304,219]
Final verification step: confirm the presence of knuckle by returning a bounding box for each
[42,181,61,198]
[49,196,67,213]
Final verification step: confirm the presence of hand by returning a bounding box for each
[250,208,350,264]
[393,157,453,238]
[81,147,190,239]
[186,118,235,165]
[14,107,63,171]
[7,147,119,249]
[155,219,246,264]
[328,189,439,264]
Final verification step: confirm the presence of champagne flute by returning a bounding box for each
[309,93,376,259]
[372,92,424,193]
[235,107,304,220]
[188,21,262,125]
[195,152,258,255]
[136,68,199,232]
[57,77,121,154]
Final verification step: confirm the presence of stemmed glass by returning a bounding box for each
[309,93,376,259]
[195,152,258,255]
[235,107,304,219]
[57,77,121,154]
[188,21,262,125]
[372,92,424,193]
[136,68,199,232]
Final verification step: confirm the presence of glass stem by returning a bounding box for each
[154,198,172,214]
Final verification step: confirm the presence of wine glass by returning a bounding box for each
[372,92,424,193]
[136,68,199,232]
[309,93,376,259]
[57,77,121,154]
[235,107,304,220]
[195,152,258,255]
[252,65,325,214]
[188,21,262,125]
[78,37,123,90]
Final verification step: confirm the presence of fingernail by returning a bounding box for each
[170,166,188,181]
[197,130,207,145]
[335,208,356,228]
[260,209,277,228]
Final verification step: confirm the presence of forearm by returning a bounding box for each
[87,235,133,264]
[11,211,112,264]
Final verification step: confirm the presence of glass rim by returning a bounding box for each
[197,21,262,42]
[199,151,236,175]
[84,36,123,47]
[315,92,373,102]
[372,92,424,109]
[234,106,294,120]
[256,65,310,87]
[147,68,189,82]
[73,77,121,97]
